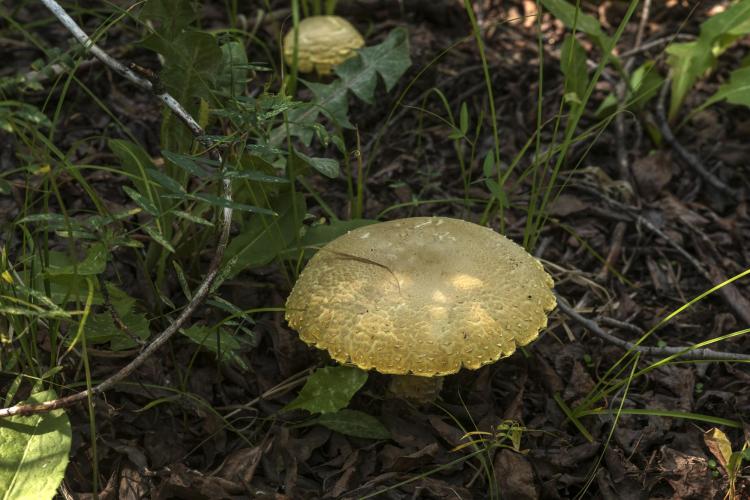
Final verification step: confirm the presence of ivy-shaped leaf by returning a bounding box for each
[284,366,368,414]
[334,27,412,102]
[272,27,411,146]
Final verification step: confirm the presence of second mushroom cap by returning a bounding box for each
[282,16,365,75]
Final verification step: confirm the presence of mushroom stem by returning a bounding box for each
[387,375,444,403]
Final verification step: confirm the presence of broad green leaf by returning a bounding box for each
[314,409,391,440]
[181,325,252,370]
[596,60,664,117]
[560,35,588,107]
[141,30,222,101]
[284,366,368,414]
[703,65,750,109]
[0,389,72,500]
[109,139,161,208]
[221,191,305,278]
[82,284,149,350]
[138,0,196,40]
[666,0,750,120]
[217,40,248,96]
[540,0,610,48]
[627,61,664,110]
[666,40,714,121]
[294,150,339,178]
[700,0,750,40]
[46,242,108,276]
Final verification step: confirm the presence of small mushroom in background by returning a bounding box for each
[285,217,556,402]
[282,16,365,76]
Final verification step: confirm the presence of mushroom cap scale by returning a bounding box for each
[285,217,556,376]
[283,16,365,75]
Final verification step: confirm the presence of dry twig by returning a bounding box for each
[556,293,750,361]
[654,79,737,199]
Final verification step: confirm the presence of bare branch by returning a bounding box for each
[555,292,750,362]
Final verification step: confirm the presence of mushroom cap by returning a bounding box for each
[282,16,365,75]
[286,217,556,376]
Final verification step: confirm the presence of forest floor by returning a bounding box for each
[2,0,750,498]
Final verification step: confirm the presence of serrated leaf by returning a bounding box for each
[146,168,185,194]
[294,150,339,178]
[182,192,277,215]
[172,209,214,226]
[142,30,222,101]
[162,150,211,178]
[142,224,175,253]
[223,169,288,183]
[284,366,368,414]
[123,186,159,215]
[0,389,72,500]
[315,409,391,439]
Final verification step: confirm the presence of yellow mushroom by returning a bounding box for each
[285,217,556,401]
[283,16,365,76]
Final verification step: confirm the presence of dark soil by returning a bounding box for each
[2,0,750,498]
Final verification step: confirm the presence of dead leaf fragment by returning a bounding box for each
[632,151,672,201]
[494,449,538,499]
[704,427,732,470]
